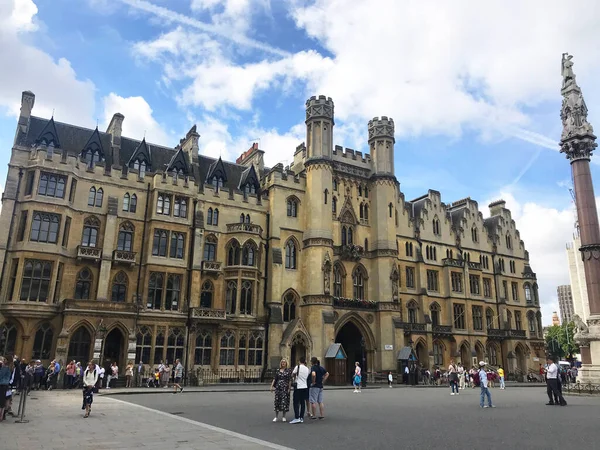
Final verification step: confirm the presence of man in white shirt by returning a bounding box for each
[546,356,567,406]
[478,361,495,408]
[289,356,310,424]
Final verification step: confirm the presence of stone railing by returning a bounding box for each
[432,325,453,335]
[191,307,226,320]
[333,297,377,310]
[113,249,136,264]
[396,322,427,333]
[226,223,263,236]
[487,328,507,338]
[77,245,102,261]
[62,299,137,313]
[443,258,464,268]
[509,329,527,338]
[467,261,482,270]
[202,261,222,272]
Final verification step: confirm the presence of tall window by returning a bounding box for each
[488,345,498,366]
[515,311,522,331]
[117,222,134,252]
[432,218,441,235]
[472,306,483,331]
[170,232,185,259]
[427,270,439,291]
[451,272,463,292]
[507,311,513,329]
[525,284,533,305]
[156,194,171,215]
[486,309,494,330]
[147,273,164,309]
[152,229,169,257]
[405,242,413,257]
[425,245,437,261]
[87,187,103,207]
[453,304,465,329]
[166,274,182,311]
[200,281,213,308]
[283,293,296,322]
[123,193,130,212]
[81,216,100,247]
[240,281,253,315]
[136,326,152,363]
[203,235,217,261]
[194,330,212,365]
[469,275,480,295]
[166,328,184,363]
[430,302,440,326]
[407,301,418,324]
[38,173,66,198]
[174,197,188,218]
[433,341,444,366]
[332,197,337,215]
[17,211,28,242]
[333,265,343,297]
[287,198,298,217]
[227,241,241,266]
[32,324,53,360]
[20,260,52,302]
[238,333,247,366]
[406,267,415,288]
[483,278,492,298]
[511,282,519,302]
[242,243,256,266]
[219,331,235,365]
[111,271,128,302]
[211,176,224,192]
[8,259,19,301]
[133,160,148,177]
[75,268,93,300]
[62,215,71,248]
[528,312,536,333]
[226,281,237,315]
[472,227,478,243]
[0,323,17,356]
[30,212,60,243]
[285,240,297,269]
[53,262,63,303]
[25,171,35,196]
[352,267,366,300]
[123,193,138,213]
[506,234,512,249]
[248,332,263,366]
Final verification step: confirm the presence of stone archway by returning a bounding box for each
[459,341,471,367]
[515,344,527,374]
[415,339,428,369]
[67,326,92,364]
[290,333,308,366]
[335,321,367,383]
[103,328,126,375]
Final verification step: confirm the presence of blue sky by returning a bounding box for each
[2,0,600,323]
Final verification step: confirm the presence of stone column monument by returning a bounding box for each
[559,53,600,383]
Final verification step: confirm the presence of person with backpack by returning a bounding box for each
[448,359,459,395]
[82,361,99,418]
[353,362,362,393]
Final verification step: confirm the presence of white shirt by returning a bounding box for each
[388,373,393,381]
[355,366,361,376]
[292,364,310,389]
[404,367,409,374]
[479,368,488,388]
[83,368,99,387]
[546,363,558,379]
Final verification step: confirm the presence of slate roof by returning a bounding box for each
[397,346,416,361]
[325,343,347,359]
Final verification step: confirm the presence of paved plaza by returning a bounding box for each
[3,386,600,449]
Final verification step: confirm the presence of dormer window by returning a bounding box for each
[133,160,147,177]
[244,183,257,195]
[84,148,102,168]
[212,177,224,192]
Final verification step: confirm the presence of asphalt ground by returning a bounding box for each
[114,386,599,450]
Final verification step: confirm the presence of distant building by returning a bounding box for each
[552,312,561,326]
[567,236,590,322]
[557,285,574,324]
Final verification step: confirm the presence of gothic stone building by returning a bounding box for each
[0,91,544,381]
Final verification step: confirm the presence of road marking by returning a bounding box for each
[106,396,295,450]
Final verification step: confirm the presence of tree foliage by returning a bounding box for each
[545,323,579,359]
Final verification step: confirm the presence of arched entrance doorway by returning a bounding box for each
[515,345,526,374]
[460,342,470,367]
[103,328,124,373]
[290,334,307,366]
[335,321,367,383]
[475,342,485,363]
[68,327,91,364]
[415,341,428,369]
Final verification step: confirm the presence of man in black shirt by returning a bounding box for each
[309,357,329,420]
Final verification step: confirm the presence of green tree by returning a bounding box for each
[545,323,579,360]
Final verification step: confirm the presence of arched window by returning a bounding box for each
[203,235,217,261]
[283,292,296,322]
[227,240,241,266]
[342,227,347,246]
[130,194,137,213]
[515,311,522,331]
[0,323,17,356]
[285,239,297,269]
[123,193,130,212]
[67,326,91,364]
[364,204,369,221]
[488,345,498,366]
[174,197,187,218]
[332,197,337,215]
[167,328,185,363]
[507,310,513,329]
[472,227,478,243]
[486,308,494,330]
[533,284,539,306]
[433,341,444,366]
[219,331,235,365]
[166,274,182,311]
[536,311,543,336]
[358,185,363,197]
[433,218,440,235]
[430,302,441,326]
[364,238,369,252]
[95,188,103,207]
[240,280,253,315]
[212,176,224,192]
[30,212,60,243]
[324,189,328,205]
[524,284,533,304]
[364,186,368,198]
[200,281,213,308]
[194,330,212,365]
[527,311,536,333]
[506,234,512,249]
[32,323,53,360]
[111,271,128,302]
[88,187,96,206]
[74,268,92,300]
[242,242,256,266]
[359,203,364,219]
[287,198,298,217]
[333,179,338,191]
[348,227,354,245]
[249,332,263,366]
[238,333,247,366]
[389,203,393,217]
[207,208,213,226]
[213,208,219,225]
[333,264,344,297]
[19,260,52,301]
[407,301,418,324]
[226,281,237,315]
[352,266,366,300]
[133,160,148,178]
[153,331,165,364]
[147,273,164,310]
[81,216,100,248]
[169,232,185,259]
[135,326,152,363]
[117,221,134,251]
[152,229,169,257]
[240,213,245,223]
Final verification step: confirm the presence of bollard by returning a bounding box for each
[15,388,25,416]
[15,387,29,423]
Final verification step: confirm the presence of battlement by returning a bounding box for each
[306,95,335,123]
[368,116,395,141]
[333,145,372,164]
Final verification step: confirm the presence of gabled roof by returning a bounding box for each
[166,148,189,174]
[81,127,105,157]
[34,117,61,148]
[238,164,259,190]
[338,196,357,224]
[397,346,417,361]
[325,343,347,359]
[127,138,153,168]
[206,156,228,182]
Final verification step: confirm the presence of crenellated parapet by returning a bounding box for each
[368,116,395,143]
[305,95,335,124]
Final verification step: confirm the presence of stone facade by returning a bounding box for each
[0,91,544,381]
[567,236,590,323]
[557,285,574,324]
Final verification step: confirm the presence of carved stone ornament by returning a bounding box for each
[580,244,600,261]
[340,244,363,262]
[323,252,332,295]
[390,264,399,301]
[573,314,589,335]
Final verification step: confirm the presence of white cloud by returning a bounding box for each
[487,191,576,325]
[190,0,272,36]
[0,0,96,126]
[102,93,170,145]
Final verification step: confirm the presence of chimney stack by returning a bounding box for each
[16,91,35,140]
[106,112,124,169]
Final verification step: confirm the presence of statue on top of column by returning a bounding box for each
[561,53,576,90]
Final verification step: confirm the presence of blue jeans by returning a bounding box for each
[450,380,458,393]
[500,376,505,389]
[480,386,492,407]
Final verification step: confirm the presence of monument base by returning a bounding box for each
[576,315,600,384]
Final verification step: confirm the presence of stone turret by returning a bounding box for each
[368,116,395,175]
[305,95,334,160]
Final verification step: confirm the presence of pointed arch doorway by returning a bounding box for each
[103,328,125,374]
[290,334,307,366]
[335,321,368,384]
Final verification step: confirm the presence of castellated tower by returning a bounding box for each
[369,116,395,175]
[305,95,334,160]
